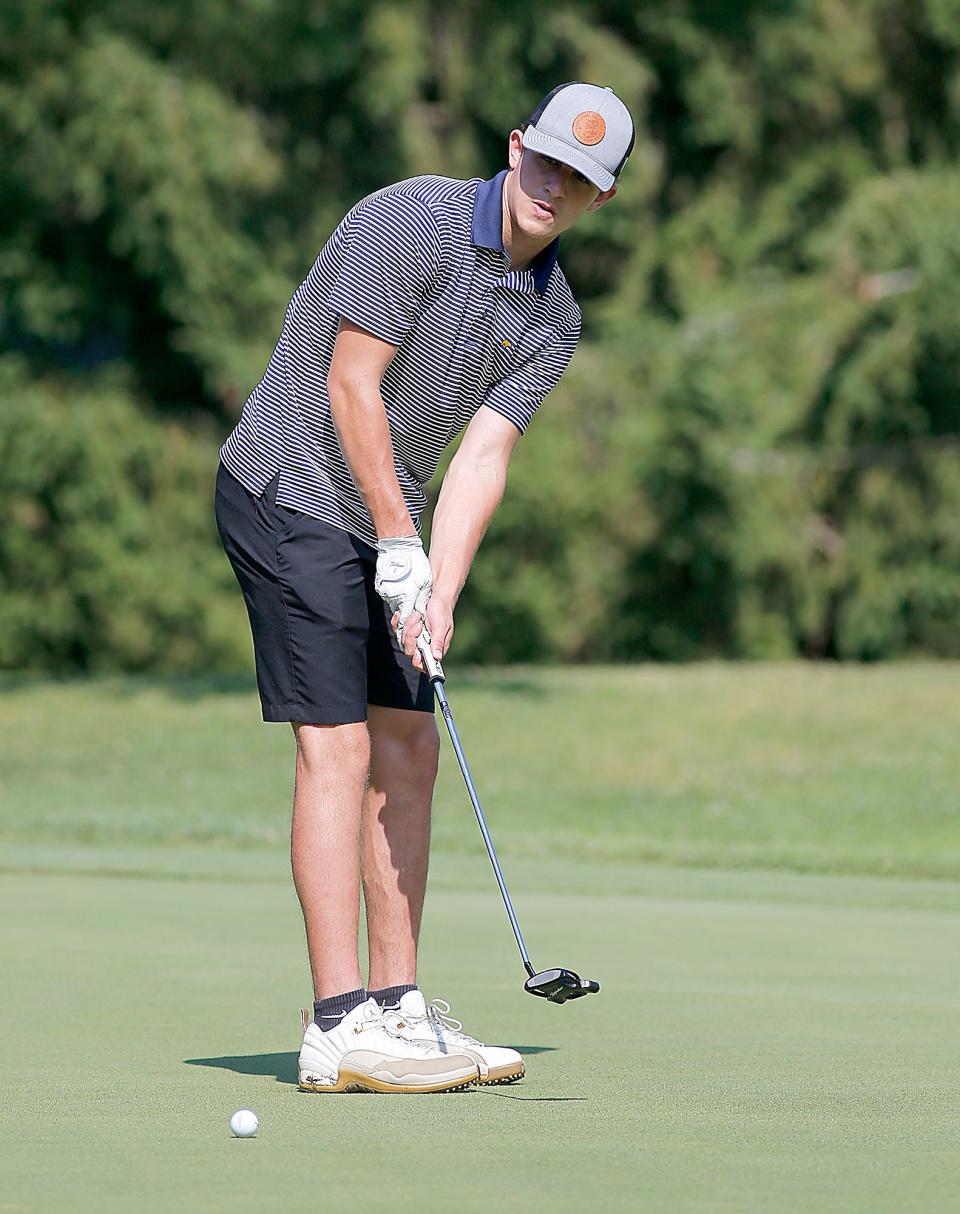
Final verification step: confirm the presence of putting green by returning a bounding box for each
[2,850,957,1213]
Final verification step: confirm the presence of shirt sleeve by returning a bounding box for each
[326,192,442,346]
[481,318,581,433]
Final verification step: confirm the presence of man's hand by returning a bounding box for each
[375,535,432,641]
[391,594,454,673]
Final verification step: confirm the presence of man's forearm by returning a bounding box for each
[429,456,506,606]
[328,381,415,539]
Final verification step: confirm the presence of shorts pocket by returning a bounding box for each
[269,501,306,543]
[254,473,303,542]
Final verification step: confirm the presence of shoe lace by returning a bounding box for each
[375,1005,449,1054]
[423,999,483,1047]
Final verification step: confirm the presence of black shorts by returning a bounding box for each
[215,462,433,724]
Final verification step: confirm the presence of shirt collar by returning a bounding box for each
[472,170,559,296]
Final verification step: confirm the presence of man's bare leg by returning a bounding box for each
[291,721,370,999]
[362,706,440,990]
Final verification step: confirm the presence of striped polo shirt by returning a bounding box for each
[220,170,582,547]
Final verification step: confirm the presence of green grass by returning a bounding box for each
[1,859,958,1214]
[2,663,958,878]
[2,665,959,1212]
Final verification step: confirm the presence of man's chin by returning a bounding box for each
[521,212,556,238]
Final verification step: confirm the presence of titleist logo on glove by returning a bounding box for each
[374,536,433,629]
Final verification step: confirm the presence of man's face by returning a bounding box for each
[505,129,616,242]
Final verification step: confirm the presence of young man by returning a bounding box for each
[216,82,634,1093]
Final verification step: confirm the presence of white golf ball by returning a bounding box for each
[229,1109,259,1138]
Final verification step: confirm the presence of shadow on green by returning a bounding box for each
[184,1043,557,1086]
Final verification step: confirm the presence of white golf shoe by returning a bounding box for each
[297,998,478,1094]
[385,991,525,1086]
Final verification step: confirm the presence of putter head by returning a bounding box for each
[524,968,601,1005]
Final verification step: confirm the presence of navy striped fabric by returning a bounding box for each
[220,171,582,547]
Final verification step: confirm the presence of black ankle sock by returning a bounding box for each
[313,988,367,1033]
[368,983,417,1010]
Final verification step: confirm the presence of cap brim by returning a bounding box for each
[522,127,615,192]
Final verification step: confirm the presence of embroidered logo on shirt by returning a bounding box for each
[501,339,512,348]
[572,111,606,146]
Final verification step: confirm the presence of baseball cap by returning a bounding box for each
[521,82,635,193]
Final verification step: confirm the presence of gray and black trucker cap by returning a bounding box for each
[521,82,634,193]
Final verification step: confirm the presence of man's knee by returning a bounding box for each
[407,717,441,776]
[370,710,440,779]
[293,721,370,782]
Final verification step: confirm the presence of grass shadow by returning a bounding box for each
[479,1091,586,1102]
[185,1051,298,1084]
[185,1043,556,1086]
[0,672,260,702]
[453,671,547,697]
[0,670,549,702]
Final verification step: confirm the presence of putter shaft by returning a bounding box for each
[421,643,535,977]
[417,635,600,1004]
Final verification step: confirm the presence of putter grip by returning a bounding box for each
[417,631,445,682]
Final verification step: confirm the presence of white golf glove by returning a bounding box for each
[374,535,432,639]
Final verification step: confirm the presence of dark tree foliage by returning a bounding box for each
[2,0,960,670]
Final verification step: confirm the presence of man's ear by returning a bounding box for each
[507,129,524,171]
[587,184,617,212]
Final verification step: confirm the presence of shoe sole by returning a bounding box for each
[477,1065,525,1086]
[298,1069,476,1094]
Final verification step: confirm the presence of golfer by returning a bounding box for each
[215,82,634,1092]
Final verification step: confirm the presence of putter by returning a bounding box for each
[416,632,600,1005]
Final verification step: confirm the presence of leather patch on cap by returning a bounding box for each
[572,111,606,145]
